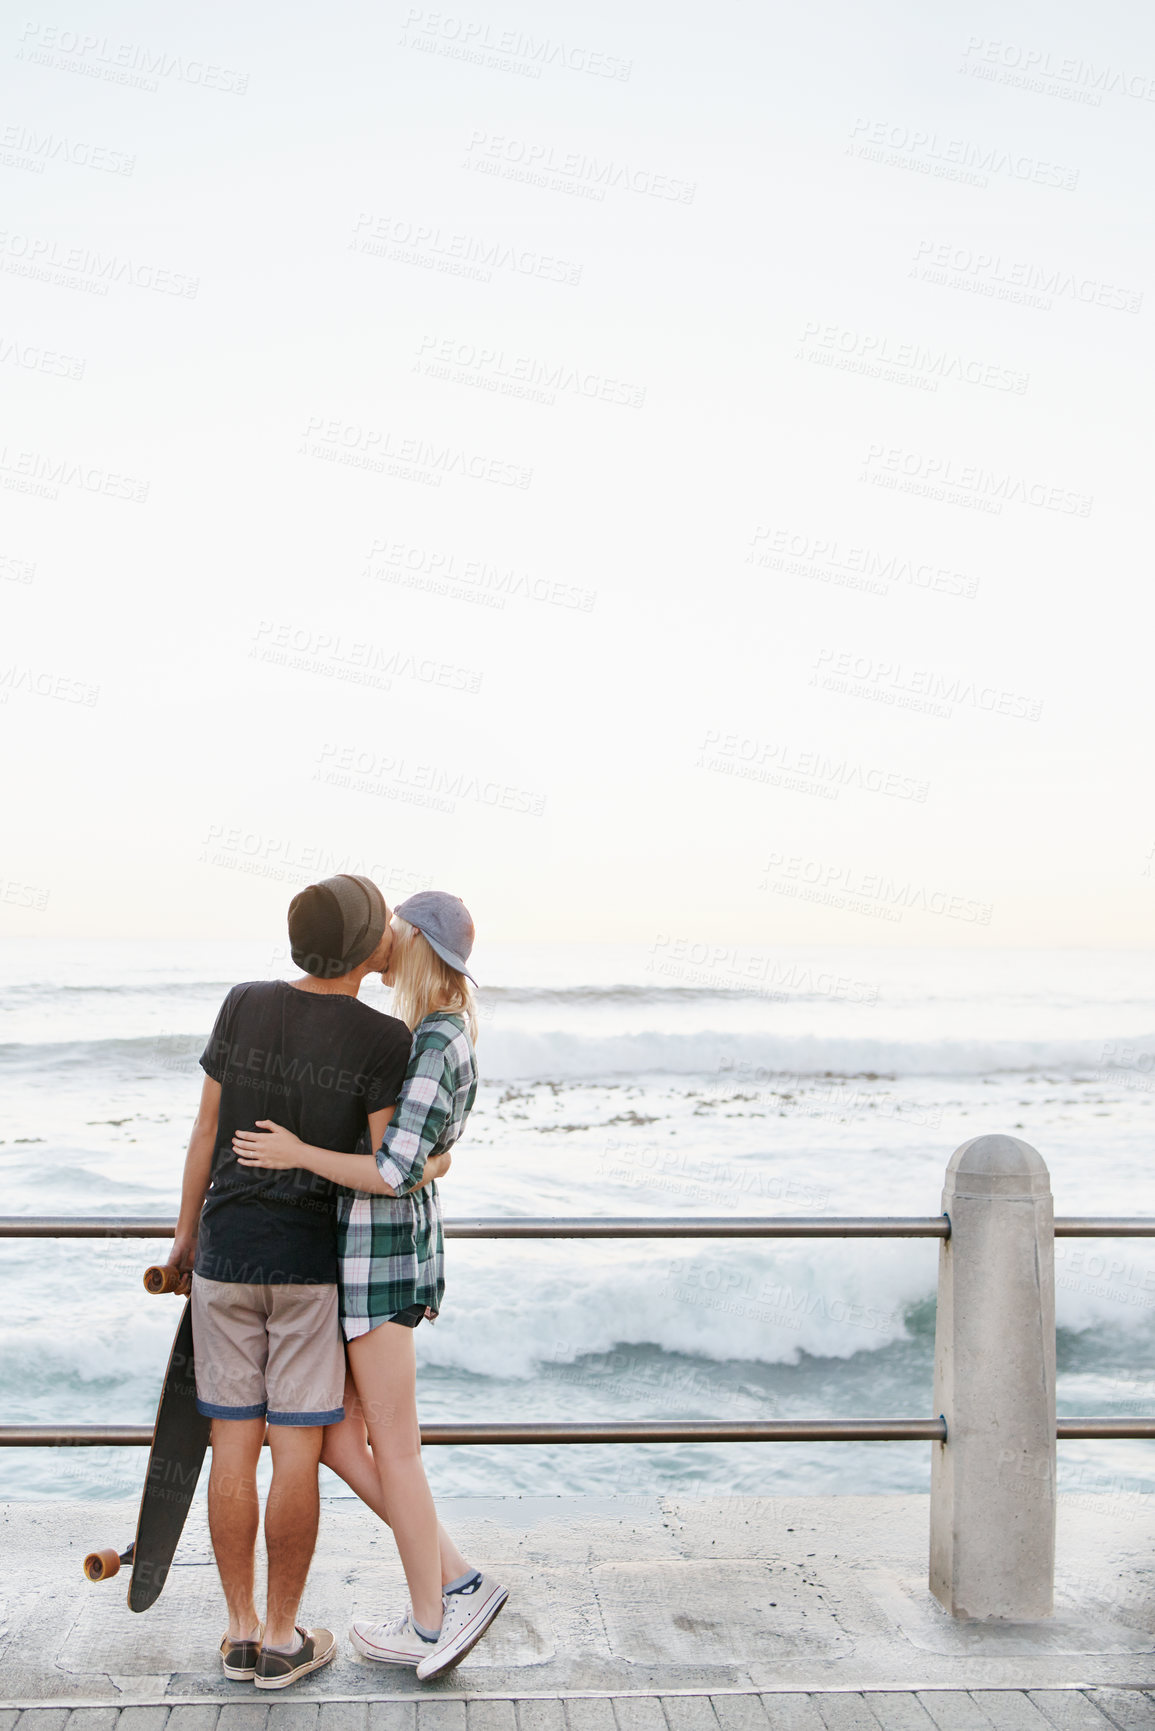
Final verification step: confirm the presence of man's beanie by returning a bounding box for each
[288,874,388,979]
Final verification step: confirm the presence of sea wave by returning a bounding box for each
[3,1236,1151,1404]
[414,1243,1155,1378]
[478,984,876,1005]
[0,1026,1151,1082]
[479,1028,1151,1082]
[0,1034,203,1075]
[0,980,236,1000]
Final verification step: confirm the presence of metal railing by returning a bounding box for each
[1,1214,950,1238]
[3,1214,1150,1239]
[3,1212,1155,1450]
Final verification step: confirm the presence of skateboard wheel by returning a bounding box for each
[84,1548,122,1581]
[143,1265,179,1294]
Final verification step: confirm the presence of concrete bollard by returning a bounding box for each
[929,1133,1056,1621]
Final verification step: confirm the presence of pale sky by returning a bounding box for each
[2,0,1153,946]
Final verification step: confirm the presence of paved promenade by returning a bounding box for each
[2,1496,1154,1711]
[3,1691,1155,1731]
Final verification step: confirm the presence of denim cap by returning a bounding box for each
[395,891,477,985]
[288,873,388,979]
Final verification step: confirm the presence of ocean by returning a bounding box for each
[1,938,1154,1508]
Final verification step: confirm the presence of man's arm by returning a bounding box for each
[166,1074,221,1294]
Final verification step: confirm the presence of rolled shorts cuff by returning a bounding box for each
[267,1406,345,1427]
[196,1399,268,1420]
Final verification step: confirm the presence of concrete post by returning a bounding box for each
[929,1133,1056,1621]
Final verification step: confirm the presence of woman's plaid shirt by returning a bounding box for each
[337,1012,477,1337]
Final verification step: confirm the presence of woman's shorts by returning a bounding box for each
[385,1303,428,1329]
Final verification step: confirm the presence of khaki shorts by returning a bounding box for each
[191,1275,345,1426]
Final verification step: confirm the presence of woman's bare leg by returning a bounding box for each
[346,1325,446,1630]
[321,1369,469,1585]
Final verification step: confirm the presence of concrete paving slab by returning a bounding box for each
[465,1702,516,1731]
[1023,1695,1118,1731]
[215,1707,269,1731]
[660,1701,718,1731]
[367,1706,414,1731]
[1081,1693,1155,1729]
[967,1691,1055,1730]
[415,1703,464,1731]
[610,1698,667,1731]
[262,1706,318,1731]
[708,1698,770,1731]
[914,1695,990,1731]
[115,1712,172,1731]
[756,1699,826,1731]
[859,1694,935,1731]
[561,1702,616,1731]
[807,1694,878,1730]
[164,1709,220,1731]
[318,1705,365,1731]
[510,1702,563,1731]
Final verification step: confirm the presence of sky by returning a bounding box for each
[1,0,1153,947]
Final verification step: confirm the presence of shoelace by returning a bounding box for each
[371,1611,415,1640]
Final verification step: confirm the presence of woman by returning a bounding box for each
[234,891,507,1681]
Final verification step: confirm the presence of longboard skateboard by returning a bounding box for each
[84,1282,212,1611]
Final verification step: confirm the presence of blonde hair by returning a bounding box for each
[389,916,478,1043]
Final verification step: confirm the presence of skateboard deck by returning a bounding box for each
[84,1297,212,1611]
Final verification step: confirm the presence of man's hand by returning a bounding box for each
[234,1119,306,1170]
[164,1229,198,1297]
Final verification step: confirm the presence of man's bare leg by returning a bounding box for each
[264,1424,323,1647]
[321,1371,470,1585]
[207,1417,264,1640]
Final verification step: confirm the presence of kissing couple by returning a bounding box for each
[165,874,505,1688]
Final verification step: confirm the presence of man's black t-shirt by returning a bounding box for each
[195,980,411,1285]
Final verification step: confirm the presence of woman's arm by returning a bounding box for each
[233,1109,451,1195]
[373,1035,457,1194]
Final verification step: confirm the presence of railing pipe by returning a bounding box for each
[1052,1220,1155,1236]
[0,1418,949,1447]
[4,1215,1155,1239]
[3,1415,1151,1447]
[0,1215,951,1239]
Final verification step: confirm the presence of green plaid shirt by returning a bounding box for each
[337,1012,477,1336]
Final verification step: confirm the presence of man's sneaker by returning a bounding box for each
[220,1625,262,1681]
[350,1610,439,1667]
[253,1626,336,1690]
[415,1575,508,1681]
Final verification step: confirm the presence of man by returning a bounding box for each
[165,873,413,1689]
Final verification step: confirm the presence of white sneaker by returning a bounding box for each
[415,1574,508,1681]
[350,1610,439,1666]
